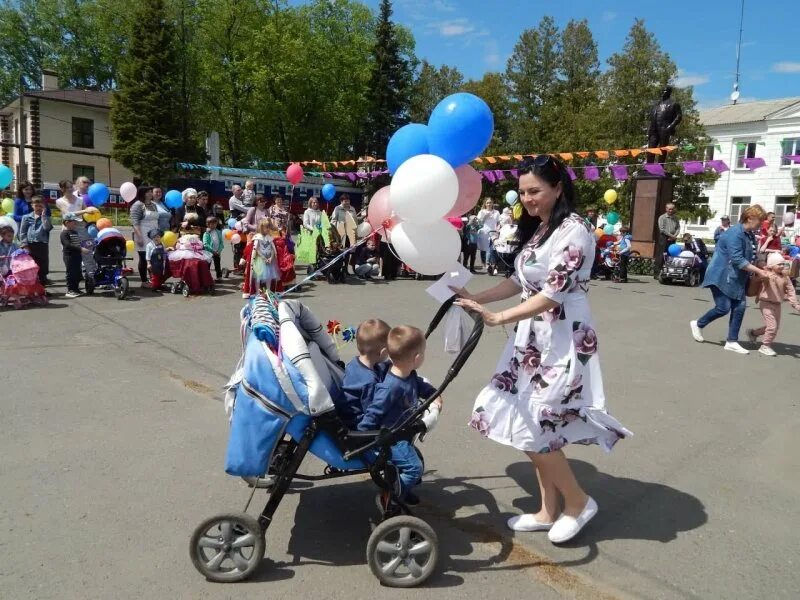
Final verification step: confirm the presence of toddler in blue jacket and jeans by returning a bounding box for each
[338,319,391,429]
[358,325,443,503]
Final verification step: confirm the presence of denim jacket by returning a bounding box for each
[20,212,53,244]
[702,223,752,300]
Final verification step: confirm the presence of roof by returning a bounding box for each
[24,89,111,109]
[699,97,800,127]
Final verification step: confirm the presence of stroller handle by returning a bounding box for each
[344,295,484,460]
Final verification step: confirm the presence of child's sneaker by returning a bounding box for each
[758,345,777,357]
[746,329,759,344]
[65,291,80,298]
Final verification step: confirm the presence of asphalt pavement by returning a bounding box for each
[1,239,798,599]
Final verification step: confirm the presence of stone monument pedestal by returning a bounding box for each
[630,173,675,258]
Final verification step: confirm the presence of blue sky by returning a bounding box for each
[301,0,800,110]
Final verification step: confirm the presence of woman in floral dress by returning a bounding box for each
[454,156,631,544]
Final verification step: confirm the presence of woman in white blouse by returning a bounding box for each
[477,198,501,268]
[56,179,97,275]
[302,196,322,233]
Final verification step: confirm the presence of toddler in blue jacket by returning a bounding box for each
[358,325,443,503]
[338,319,391,429]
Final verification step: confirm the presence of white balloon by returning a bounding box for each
[0,215,17,235]
[120,181,138,203]
[390,154,458,224]
[390,220,461,275]
[356,222,372,239]
[230,233,241,245]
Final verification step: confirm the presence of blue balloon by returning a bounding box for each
[87,182,109,206]
[227,217,237,229]
[164,190,183,209]
[427,93,494,168]
[603,224,615,235]
[606,211,620,225]
[87,225,98,238]
[0,164,12,189]
[386,123,429,174]
[668,243,682,257]
[322,183,336,202]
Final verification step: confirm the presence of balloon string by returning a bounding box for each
[278,226,385,297]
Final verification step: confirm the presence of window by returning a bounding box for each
[702,145,715,161]
[729,196,750,223]
[781,139,800,166]
[72,165,95,182]
[775,197,796,222]
[688,197,710,226]
[72,117,94,148]
[735,141,757,169]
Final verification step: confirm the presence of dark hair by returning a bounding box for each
[17,180,35,198]
[58,179,72,193]
[515,156,576,247]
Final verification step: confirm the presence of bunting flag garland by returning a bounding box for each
[610,165,629,181]
[742,157,766,170]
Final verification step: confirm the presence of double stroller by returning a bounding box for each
[85,228,132,300]
[0,249,48,309]
[189,296,483,587]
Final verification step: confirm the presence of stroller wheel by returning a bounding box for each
[189,512,265,583]
[367,515,438,588]
[115,277,129,300]
[171,282,179,294]
[182,284,190,298]
[85,277,95,295]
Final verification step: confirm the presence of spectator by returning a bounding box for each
[0,222,18,275]
[713,215,731,243]
[243,180,256,206]
[477,198,501,268]
[60,213,90,298]
[55,179,97,277]
[354,237,381,279]
[302,196,322,233]
[461,216,479,273]
[229,184,247,220]
[13,180,45,224]
[585,207,598,229]
[131,189,171,287]
[203,216,225,280]
[199,190,224,228]
[74,176,91,205]
[19,195,52,286]
[654,203,680,278]
[175,188,206,234]
[758,223,784,258]
[268,195,290,233]
[243,194,269,233]
[330,194,357,243]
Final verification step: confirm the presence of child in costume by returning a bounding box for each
[241,218,279,298]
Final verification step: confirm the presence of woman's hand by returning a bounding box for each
[449,286,474,301]
[454,298,503,327]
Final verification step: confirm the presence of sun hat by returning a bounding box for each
[766,253,786,268]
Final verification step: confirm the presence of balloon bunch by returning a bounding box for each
[370,93,494,275]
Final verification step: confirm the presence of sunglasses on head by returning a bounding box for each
[521,155,560,173]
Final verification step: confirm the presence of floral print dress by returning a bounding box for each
[470,214,632,454]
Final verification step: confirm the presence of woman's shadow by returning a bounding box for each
[506,460,707,563]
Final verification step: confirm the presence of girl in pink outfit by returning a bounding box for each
[747,253,800,357]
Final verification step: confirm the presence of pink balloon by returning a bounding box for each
[286,163,304,186]
[446,216,464,230]
[445,165,483,218]
[367,186,393,237]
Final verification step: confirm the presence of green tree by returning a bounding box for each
[409,60,463,123]
[362,0,415,156]
[111,0,186,183]
[461,72,511,155]
[504,16,560,151]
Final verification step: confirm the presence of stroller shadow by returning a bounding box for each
[506,460,707,565]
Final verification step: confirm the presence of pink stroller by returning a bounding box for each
[0,249,48,309]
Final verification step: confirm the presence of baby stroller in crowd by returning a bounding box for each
[189,296,483,588]
[312,234,348,284]
[596,243,622,282]
[167,234,216,297]
[486,225,520,277]
[0,249,48,309]
[659,250,704,287]
[85,228,132,300]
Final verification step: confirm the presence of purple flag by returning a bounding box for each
[483,170,496,183]
[610,165,629,181]
[566,167,577,181]
[682,161,705,175]
[783,155,800,163]
[644,163,666,176]
[495,170,506,181]
[584,166,600,181]
[346,173,357,182]
[707,160,729,173]
[743,157,766,170]
[510,169,519,179]
[323,172,333,178]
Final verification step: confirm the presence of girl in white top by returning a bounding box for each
[56,178,97,273]
[302,196,323,233]
[477,198,501,266]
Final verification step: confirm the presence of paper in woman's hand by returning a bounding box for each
[425,262,473,304]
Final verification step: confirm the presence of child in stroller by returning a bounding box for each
[0,248,48,309]
[85,227,132,300]
[191,296,482,588]
[315,233,348,284]
[168,233,216,296]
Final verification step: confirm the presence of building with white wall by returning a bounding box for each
[691,97,800,237]
[0,70,133,194]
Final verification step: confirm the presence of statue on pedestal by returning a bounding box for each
[646,85,682,164]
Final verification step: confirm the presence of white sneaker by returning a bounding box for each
[65,291,80,299]
[689,320,704,342]
[746,329,759,344]
[507,513,556,532]
[724,341,749,354]
[758,345,777,357]
[548,497,598,544]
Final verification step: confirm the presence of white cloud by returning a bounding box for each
[431,0,456,11]
[772,61,800,74]
[438,18,475,37]
[601,10,617,22]
[674,69,710,87]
